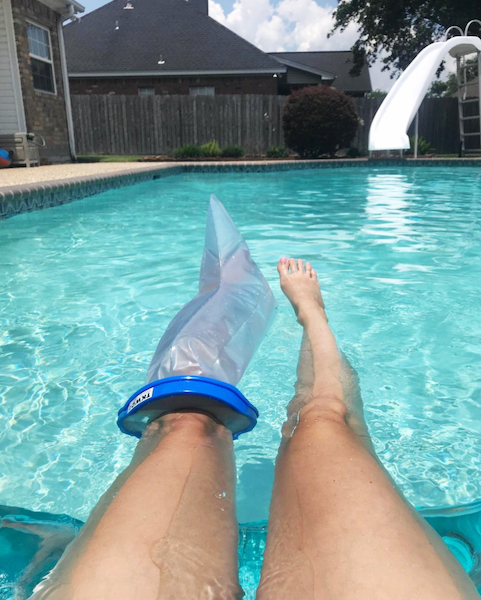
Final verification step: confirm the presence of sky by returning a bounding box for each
[77,0,397,90]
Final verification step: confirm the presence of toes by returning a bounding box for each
[277,257,288,276]
[282,258,317,277]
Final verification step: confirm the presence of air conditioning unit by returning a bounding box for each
[0,132,45,167]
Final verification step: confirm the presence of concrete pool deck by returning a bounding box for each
[1,156,480,189]
[0,159,372,189]
[0,161,171,187]
[1,157,480,219]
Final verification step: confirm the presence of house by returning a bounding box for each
[63,0,371,99]
[64,0,286,96]
[269,51,371,96]
[0,0,84,164]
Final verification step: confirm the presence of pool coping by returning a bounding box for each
[1,157,480,219]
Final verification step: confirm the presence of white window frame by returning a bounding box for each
[26,20,57,95]
[138,86,155,96]
[189,86,215,96]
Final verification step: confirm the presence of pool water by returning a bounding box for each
[1,166,481,528]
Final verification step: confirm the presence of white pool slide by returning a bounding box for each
[369,36,481,151]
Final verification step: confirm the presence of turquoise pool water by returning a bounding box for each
[1,166,481,530]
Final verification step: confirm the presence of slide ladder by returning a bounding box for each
[369,25,481,152]
[456,49,481,154]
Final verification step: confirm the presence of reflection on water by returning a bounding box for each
[363,173,418,243]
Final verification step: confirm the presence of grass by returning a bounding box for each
[77,155,144,163]
[435,154,481,158]
[77,153,481,163]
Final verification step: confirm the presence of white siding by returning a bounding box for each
[0,0,25,134]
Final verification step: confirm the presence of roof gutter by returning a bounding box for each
[58,3,83,162]
[269,56,336,80]
[59,0,85,12]
[69,68,287,77]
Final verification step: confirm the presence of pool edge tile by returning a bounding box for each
[1,158,480,220]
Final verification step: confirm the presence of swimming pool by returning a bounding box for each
[1,166,481,534]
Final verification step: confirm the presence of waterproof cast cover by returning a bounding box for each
[118,195,277,438]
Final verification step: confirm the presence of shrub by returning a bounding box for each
[366,90,388,99]
[221,145,244,158]
[201,139,221,157]
[283,86,359,158]
[346,147,368,158]
[266,146,288,159]
[408,136,434,155]
[173,144,203,159]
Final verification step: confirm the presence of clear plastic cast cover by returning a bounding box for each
[146,195,277,386]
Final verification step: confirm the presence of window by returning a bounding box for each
[27,23,55,94]
[189,86,215,96]
[138,87,155,96]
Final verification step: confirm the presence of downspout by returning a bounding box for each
[58,5,77,161]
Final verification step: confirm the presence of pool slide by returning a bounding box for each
[369,36,481,151]
[117,195,277,439]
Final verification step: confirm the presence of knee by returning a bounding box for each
[288,399,349,449]
[297,397,348,429]
[146,411,231,442]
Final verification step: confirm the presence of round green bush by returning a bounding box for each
[201,140,221,157]
[221,145,244,158]
[283,86,359,158]
[173,144,203,159]
[266,146,288,159]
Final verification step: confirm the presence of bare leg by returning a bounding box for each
[30,412,242,600]
[257,258,479,600]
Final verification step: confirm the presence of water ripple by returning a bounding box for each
[1,167,481,522]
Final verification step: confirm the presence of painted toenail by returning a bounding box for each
[280,257,287,263]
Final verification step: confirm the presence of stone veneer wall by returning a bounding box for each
[11,0,70,163]
[69,74,279,96]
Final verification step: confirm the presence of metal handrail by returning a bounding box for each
[445,26,463,40]
[465,20,481,36]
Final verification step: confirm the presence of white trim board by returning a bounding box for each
[38,0,84,14]
[0,0,26,133]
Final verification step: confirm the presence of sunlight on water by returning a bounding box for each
[1,167,481,523]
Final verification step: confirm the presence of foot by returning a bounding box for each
[278,258,372,446]
[277,258,325,325]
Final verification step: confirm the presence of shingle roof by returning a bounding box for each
[64,0,284,75]
[269,51,371,93]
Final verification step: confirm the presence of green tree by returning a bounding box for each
[427,75,458,97]
[426,57,477,97]
[427,81,448,98]
[366,89,388,99]
[332,0,480,76]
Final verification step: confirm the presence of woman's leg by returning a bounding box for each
[31,412,242,600]
[257,258,479,600]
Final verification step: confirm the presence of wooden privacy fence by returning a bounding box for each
[72,95,285,156]
[71,95,461,156]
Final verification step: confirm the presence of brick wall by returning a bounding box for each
[69,74,278,96]
[11,0,70,163]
